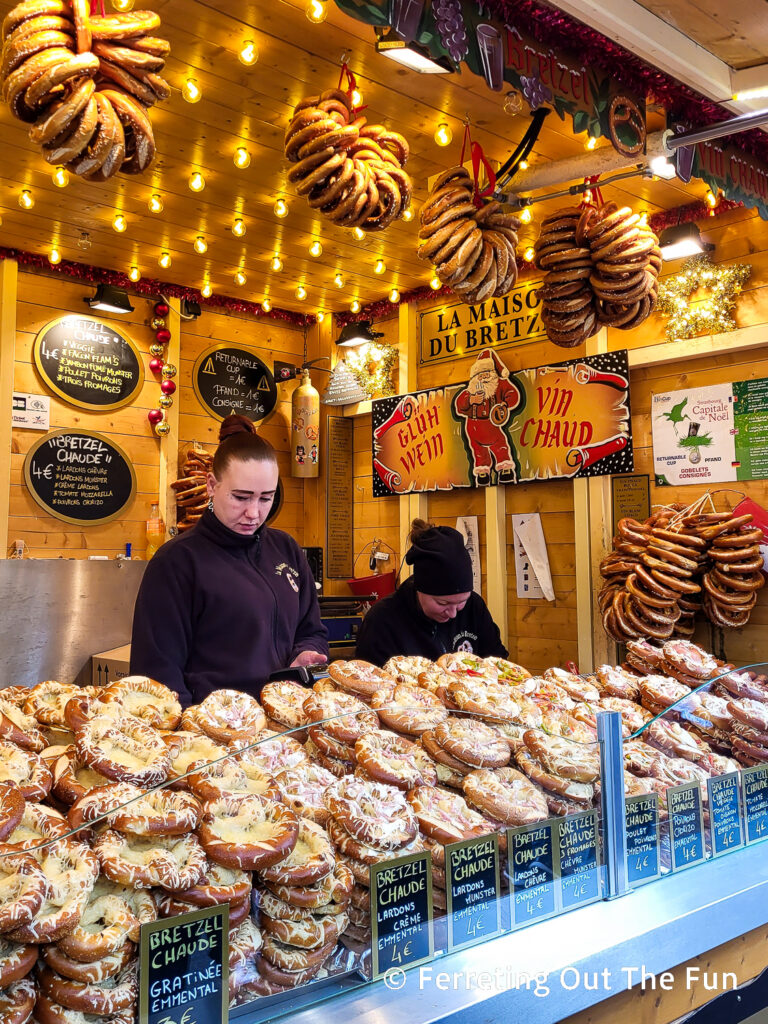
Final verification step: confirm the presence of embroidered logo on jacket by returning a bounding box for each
[275,562,300,593]
[454,630,478,653]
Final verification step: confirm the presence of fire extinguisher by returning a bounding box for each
[291,368,320,478]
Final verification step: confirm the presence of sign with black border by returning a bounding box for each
[741,764,768,845]
[139,903,229,1024]
[557,808,601,910]
[369,851,434,980]
[611,474,650,536]
[445,833,501,952]
[668,782,706,870]
[708,772,744,857]
[508,817,560,929]
[625,793,660,886]
[193,344,277,422]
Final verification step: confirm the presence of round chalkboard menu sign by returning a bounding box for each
[193,345,277,422]
[24,430,136,525]
[33,315,143,410]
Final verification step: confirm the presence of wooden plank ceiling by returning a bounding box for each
[0,0,712,317]
[632,0,768,70]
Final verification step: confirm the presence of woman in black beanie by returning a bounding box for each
[355,519,507,665]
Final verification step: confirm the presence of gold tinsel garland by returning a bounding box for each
[344,342,398,398]
[655,254,751,342]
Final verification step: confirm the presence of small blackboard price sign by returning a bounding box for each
[625,794,660,886]
[445,833,501,952]
[508,818,559,929]
[708,773,744,857]
[370,851,433,980]
[34,315,143,410]
[193,345,277,422]
[139,903,228,1024]
[557,809,600,911]
[742,765,768,845]
[24,429,136,526]
[668,782,705,870]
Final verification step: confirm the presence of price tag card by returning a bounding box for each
[742,765,768,845]
[139,904,228,1024]
[370,851,434,980]
[708,773,744,857]
[508,818,559,929]
[557,809,601,911]
[445,833,502,952]
[625,793,660,886]
[668,782,706,871]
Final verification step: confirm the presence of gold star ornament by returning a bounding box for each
[655,255,751,342]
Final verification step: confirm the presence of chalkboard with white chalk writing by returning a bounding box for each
[193,345,277,422]
[24,430,136,526]
[33,316,143,410]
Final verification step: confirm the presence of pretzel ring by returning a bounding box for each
[100,676,181,730]
[302,690,378,745]
[55,890,139,962]
[37,962,138,1015]
[0,740,52,800]
[0,852,47,932]
[9,840,100,944]
[259,818,335,886]
[197,793,299,870]
[68,782,202,836]
[355,729,438,790]
[93,829,206,891]
[0,697,45,752]
[261,912,347,952]
[323,775,417,849]
[162,730,228,788]
[0,979,35,1024]
[194,689,266,745]
[260,681,311,731]
[3,800,70,849]
[174,862,251,907]
[0,937,36,988]
[274,763,337,825]
[22,681,79,727]
[0,781,25,841]
[75,714,170,787]
[699,513,754,540]
[712,528,764,548]
[41,942,134,985]
[406,785,499,845]
[237,731,308,773]
[262,857,354,911]
[185,755,279,804]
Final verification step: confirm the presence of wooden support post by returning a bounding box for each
[485,485,508,648]
[573,478,593,672]
[397,301,427,578]
[304,316,333,552]
[158,297,181,540]
[0,259,18,558]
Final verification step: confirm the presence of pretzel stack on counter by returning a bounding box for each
[534,201,661,347]
[418,166,520,304]
[600,503,765,643]
[284,88,412,232]
[1,0,169,180]
[172,447,212,532]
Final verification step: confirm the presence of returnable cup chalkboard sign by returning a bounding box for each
[508,818,559,929]
[741,765,768,845]
[24,429,136,526]
[193,344,277,422]
[33,315,143,410]
[556,809,601,911]
[668,782,705,870]
[625,793,660,886]
[139,904,228,1024]
[707,773,744,857]
[369,851,434,980]
[445,833,501,952]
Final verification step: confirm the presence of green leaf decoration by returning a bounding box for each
[572,110,590,134]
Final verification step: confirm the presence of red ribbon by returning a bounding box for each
[580,174,604,210]
[89,0,105,15]
[338,62,366,119]
[459,124,497,209]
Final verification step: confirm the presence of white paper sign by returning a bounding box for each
[456,516,481,594]
[652,384,736,486]
[12,392,50,431]
[512,513,551,600]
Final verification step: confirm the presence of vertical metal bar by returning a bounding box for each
[598,710,629,899]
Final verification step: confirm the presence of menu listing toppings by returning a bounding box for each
[371,853,433,979]
[446,835,501,951]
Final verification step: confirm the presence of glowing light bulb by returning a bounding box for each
[374,259,386,275]
[194,235,207,254]
[201,282,212,298]
[148,194,163,214]
[232,218,246,237]
[706,190,717,208]
[430,275,441,290]
[353,227,365,240]
[128,266,141,282]
[350,299,361,313]
[112,213,127,233]
[434,122,452,147]
[586,136,597,150]
[239,40,258,65]
[189,171,205,192]
[111,0,134,10]
[519,207,532,225]
[159,251,171,269]
[296,285,307,300]
[234,269,246,287]
[182,77,201,103]
[389,288,400,303]
[274,198,289,218]
[271,255,283,272]
[523,246,535,262]
[234,147,251,169]
[402,207,413,222]
[317,311,325,323]
[261,297,271,312]
[306,0,327,23]
[519,159,529,171]
[309,240,323,257]
[18,190,33,210]
[52,166,69,188]
[351,88,363,108]
[334,273,344,288]
[48,248,61,264]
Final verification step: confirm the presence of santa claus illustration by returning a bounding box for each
[454,350,521,484]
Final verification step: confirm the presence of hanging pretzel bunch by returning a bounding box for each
[1,0,169,180]
[172,446,212,532]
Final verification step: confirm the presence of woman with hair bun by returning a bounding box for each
[355,518,507,665]
[130,414,328,705]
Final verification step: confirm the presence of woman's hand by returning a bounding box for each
[290,650,328,668]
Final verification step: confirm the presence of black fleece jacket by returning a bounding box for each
[130,509,328,705]
[355,577,507,665]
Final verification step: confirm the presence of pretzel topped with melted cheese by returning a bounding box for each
[161,730,228,787]
[186,755,279,803]
[75,714,170,787]
[93,829,207,891]
[0,851,47,933]
[9,839,100,944]
[68,783,202,836]
[197,793,299,871]
[51,750,110,806]
[0,697,45,752]
[101,676,182,731]
[323,775,417,849]
[258,818,335,886]
[0,741,52,801]
[3,801,70,851]
[23,681,79,728]
[194,689,267,745]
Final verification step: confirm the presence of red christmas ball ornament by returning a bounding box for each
[154,300,169,317]
[161,379,176,396]
[155,327,171,344]
[147,408,164,426]
[149,357,164,374]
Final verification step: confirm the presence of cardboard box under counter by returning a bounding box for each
[91,644,131,686]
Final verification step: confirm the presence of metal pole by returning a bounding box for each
[597,710,629,900]
[664,108,768,150]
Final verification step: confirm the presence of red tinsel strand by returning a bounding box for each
[648,196,742,233]
[0,247,314,327]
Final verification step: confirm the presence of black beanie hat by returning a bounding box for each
[405,525,473,596]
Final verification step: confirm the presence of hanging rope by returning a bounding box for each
[338,61,366,118]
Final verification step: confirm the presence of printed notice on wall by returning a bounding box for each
[326,415,354,577]
[12,392,49,431]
